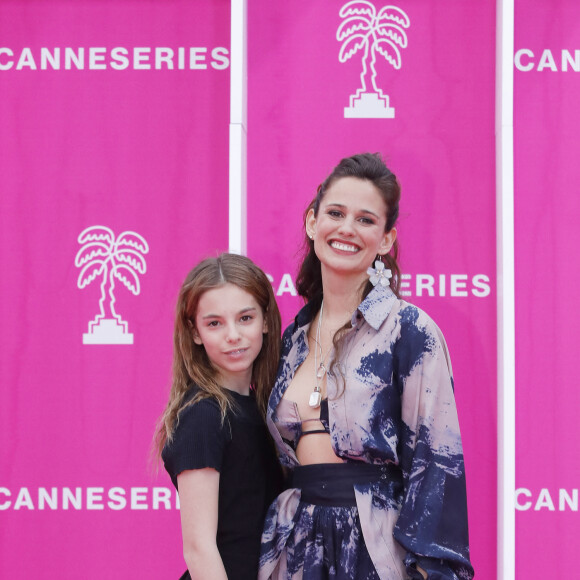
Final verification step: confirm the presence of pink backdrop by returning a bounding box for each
[514,0,580,577]
[0,1,230,578]
[1,1,500,578]
[247,2,497,579]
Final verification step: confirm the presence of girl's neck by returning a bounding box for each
[216,370,252,396]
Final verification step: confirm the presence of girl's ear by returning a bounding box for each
[262,317,268,334]
[187,318,203,345]
[192,327,203,345]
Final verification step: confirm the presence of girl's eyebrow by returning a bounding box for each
[200,306,257,319]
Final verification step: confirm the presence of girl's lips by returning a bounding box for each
[224,347,248,356]
[329,240,360,253]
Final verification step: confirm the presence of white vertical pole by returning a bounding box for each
[496,0,515,578]
[229,0,247,255]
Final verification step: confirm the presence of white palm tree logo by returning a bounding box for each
[75,225,149,345]
[337,1,410,118]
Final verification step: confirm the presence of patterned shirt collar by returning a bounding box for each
[292,284,396,333]
[356,284,397,330]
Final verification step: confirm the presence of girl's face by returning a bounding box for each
[192,283,267,392]
[306,176,396,280]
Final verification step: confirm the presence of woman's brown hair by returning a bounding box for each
[296,152,401,304]
[295,153,402,394]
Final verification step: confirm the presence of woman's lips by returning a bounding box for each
[329,240,360,253]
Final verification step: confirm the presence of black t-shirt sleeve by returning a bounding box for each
[162,397,230,488]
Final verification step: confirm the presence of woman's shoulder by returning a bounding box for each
[283,298,320,336]
[391,299,451,365]
[281,323,295,340]
[393,299,442,335]
[280,320,302,354]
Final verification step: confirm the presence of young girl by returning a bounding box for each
[156,253,284,580]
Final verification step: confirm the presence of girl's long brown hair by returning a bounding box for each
[154,253,281,457]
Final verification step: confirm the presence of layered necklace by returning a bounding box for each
[309,300,332,408]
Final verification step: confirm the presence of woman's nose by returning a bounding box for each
[337,216,355,236]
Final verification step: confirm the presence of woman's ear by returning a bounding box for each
[379,227,397,255]
[305,208,317,239]
[262,317,268,334]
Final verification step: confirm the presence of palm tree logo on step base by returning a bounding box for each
[337,1,410,119]
[75,225,149,345]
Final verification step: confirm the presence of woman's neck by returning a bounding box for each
[319,267,365,324]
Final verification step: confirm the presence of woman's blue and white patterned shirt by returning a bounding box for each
[261,284,474,580]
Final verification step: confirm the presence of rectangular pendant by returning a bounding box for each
[309,391,322,408]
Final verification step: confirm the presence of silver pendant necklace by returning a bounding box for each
[309,300,329,408]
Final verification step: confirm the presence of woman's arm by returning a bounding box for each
[393,309,473,579]
[177,468,227,580]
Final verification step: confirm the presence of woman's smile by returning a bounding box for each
[329,240,360,253]
[307,176,394,279]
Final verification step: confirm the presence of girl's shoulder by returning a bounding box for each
[162,387,232,484]
[175,386,225,433]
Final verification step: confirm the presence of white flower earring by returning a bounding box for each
[367,255,392,287]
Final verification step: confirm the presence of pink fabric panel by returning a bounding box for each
[247,2,497,578]
[514,0,580,577]
[0,1,230,577]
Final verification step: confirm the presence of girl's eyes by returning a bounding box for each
[206,315,254,327]
[327,209,343,218]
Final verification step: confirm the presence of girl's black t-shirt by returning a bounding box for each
[162,387,284,580]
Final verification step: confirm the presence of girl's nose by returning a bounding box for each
[225,324,241,343]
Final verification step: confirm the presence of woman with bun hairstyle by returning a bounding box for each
[259,154,473,580]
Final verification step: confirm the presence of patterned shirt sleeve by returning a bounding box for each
[392,305,474,579]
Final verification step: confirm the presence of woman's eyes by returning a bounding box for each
[240,315,254,323]
[326,210,375,225]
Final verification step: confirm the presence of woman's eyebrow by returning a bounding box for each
[325,202,379,219]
